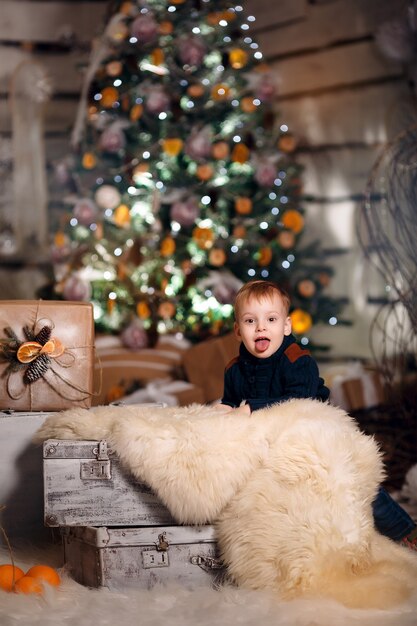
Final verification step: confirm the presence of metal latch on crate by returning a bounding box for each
[80,440,111,480]
[190,555,224,570]
[142,533,170,569]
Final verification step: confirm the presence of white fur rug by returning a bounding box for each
[1,544,417,626]
[2,401,417,624]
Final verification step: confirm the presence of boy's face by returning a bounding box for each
[234,293,291,359]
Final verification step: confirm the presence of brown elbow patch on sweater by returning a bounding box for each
[284,343,311,363]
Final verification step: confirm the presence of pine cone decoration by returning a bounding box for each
[35,325,52,345]
[24,353,51,384]
[23,325,36,341]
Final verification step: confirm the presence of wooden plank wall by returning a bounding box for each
[0,0,411,358]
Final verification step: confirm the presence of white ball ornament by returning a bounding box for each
[94,185,122,210]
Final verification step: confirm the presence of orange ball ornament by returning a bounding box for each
[212,141,229,160]
[106,60,123,77]
[196,164,214,181]
[209,248,227,267]
[277,230,295,249]
[160,236,176,256]
[100,86,119,108]
[207,12,222,26]
[187,84,205,98]
[0,564,25,592]
[158,301,176,319]
[151,48,164,66]
[229,48,248,69]
[241,97,257,113]
[192,226,214,250]
[136,301,151,319]
[290,309,313,335]
[113,204,131,227]
[257,246,273,267]
[130,103,144,122]
[162,138,183,157]
[297,279,316,298]
[25,564,61,587]
[234,197,253,215]
[54,231,67,248]
[159,21,174,35]
[231,143,250,164]
[211,83,231,101]
[278,134,297,153]
[233,225,247,238]
[82,152,97,169]
[14,576,43,595]
[281,209,304,234]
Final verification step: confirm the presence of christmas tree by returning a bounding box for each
[47,0,348,349]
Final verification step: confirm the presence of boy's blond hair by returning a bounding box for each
[234,280,291,320]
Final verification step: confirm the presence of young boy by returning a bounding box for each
[217,279,417,550]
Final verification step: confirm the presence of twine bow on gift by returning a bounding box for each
[14,327,64,384]
[0,317,93,406]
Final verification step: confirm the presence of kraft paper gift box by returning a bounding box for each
[182,332,240,403]
[342,372,386,412]
[0,300,94,411]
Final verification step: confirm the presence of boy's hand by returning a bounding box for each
[233,403,251,416]
[214,403,251,416]
[214,403,233,412]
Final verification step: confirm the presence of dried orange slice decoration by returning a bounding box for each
[41,338,65,358]
[16,342,43,364]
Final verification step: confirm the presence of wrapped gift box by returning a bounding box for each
[325,361,386,412]
[0,300,94,411]
[93,334,192,405]
[182,332,240,403]
[116,379,206,407]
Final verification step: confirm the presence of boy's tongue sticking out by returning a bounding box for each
[255,337,270,353]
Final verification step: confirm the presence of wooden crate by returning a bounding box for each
[43,438,175,527]
[62,525,224,591]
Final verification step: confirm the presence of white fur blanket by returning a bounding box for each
[35,399,417,610]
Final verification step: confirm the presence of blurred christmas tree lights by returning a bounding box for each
[46,0,348,349]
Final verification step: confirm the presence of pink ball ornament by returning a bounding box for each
[145,85,170,114]
[130,14,159,45]
[184,127,212,160]
[50,241,71,264]
[121,319,149,350]
[62,274,92,302]
[94,185,121,210]
[99,125,126,153]
[54,158,74,186]
[170,197,200,227]
[73,198,98,226]
[255,160,278,187]
[213,281,240,305]
[178,35,206,67]
[256,74,276,102]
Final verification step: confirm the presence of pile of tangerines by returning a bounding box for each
[0,563,61,594]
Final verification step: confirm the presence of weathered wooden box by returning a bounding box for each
[61,525,224,591]
[43,438,176,527]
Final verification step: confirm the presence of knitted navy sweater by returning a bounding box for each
[221,334,329,412]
